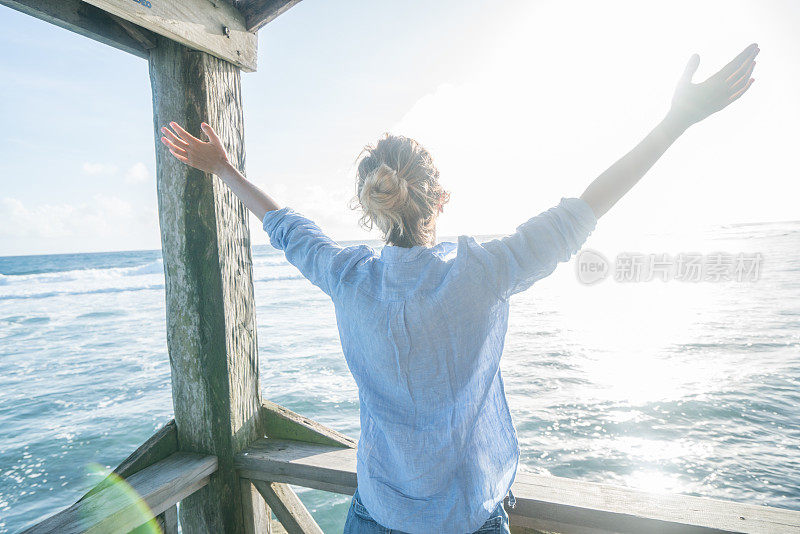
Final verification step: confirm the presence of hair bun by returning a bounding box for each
[351,134,448,247]
[359,163,410,233]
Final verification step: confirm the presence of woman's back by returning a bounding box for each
[335,236,518,532]
[262,197,597,533]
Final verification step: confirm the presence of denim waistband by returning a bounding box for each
[353,487,516,518]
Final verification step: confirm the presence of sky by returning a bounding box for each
[0,0,798,256]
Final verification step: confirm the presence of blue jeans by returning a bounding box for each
[343,489,514,534]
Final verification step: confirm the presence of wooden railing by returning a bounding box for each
[20,402,800,534]
[236,435,800,534]
[22,452,217,533]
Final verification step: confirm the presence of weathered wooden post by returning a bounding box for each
[149,36,268,533]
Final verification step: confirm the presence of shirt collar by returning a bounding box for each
[379,243,433,263]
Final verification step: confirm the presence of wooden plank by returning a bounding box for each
[80,0,257,71]
[236,439,357,496]
[261,400,356,449]
[108,13,157,50]
[235,0,302,32]
[250,480,323,534]
[0,0,154,59]
[235,438,800,534]
[271,518,289,534]
[81,420,178,502]
[509,516,619,534]
[506,475,800,534]
[149,37,267,534]
[23,453,217,534]
[161,505,178,534]
[241,478,271,534]
[509,524,557,534]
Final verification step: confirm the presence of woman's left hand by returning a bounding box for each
[160,121,230,175]
[669,43,759,129]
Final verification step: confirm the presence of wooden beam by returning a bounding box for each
[240,478,272,534]
[236,438,800,534]
[80,420,178,501]
[81,0,257,71]
[236,438,357,495]
[250,480,323,534]
[161,505,179,534]
[237,0,302,32]
[108,12,156,50]
[23,453,217,534]
[506,474,800,534]
[0,0,153,59]
[261,400,356,449]
[149,37,267,533]
[510,521,606,534]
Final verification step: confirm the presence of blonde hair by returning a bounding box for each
[349,134,450,248]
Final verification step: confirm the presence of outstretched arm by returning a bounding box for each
[580,43,759,219]
[160,121,280,221]
[159,121,366,299]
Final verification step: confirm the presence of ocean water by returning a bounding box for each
[1,222,799,533]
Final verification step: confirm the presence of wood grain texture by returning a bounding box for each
[161,505,179,534]
[81,0,257,71]
[271,518,289,534]
[506,474,800,534]
[251,480,324,534]
[234,0,302,32]
[108,13,157,50]
[80,420,178,502]
[236,438,800,534]
[23,453,216,534]
[241,478,271,534]
[0,0,153,59]
[149,38,266,533]
[509,525,555,534]
[236,438,357,496]
[129,504,177,534]
[261,400,356,449]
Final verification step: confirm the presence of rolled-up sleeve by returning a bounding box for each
[262,207,364,298]
[471,197,597,300]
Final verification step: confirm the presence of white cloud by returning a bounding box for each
[124,162,150,184]
[81,162,118,176]
[81,161,151,184]
[0,195,144,240]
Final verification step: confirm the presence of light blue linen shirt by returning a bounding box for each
[262,197,597,534]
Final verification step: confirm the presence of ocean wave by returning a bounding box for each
[0,283,165,301]
[0,259,164,286]
[253,255,290,267]
[0,255,302,301]
[255,274,304,282]
[123,260,164,276]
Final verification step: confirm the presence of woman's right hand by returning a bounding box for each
[668,43,759,129]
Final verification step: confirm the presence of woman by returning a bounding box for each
[160,43,758,534]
